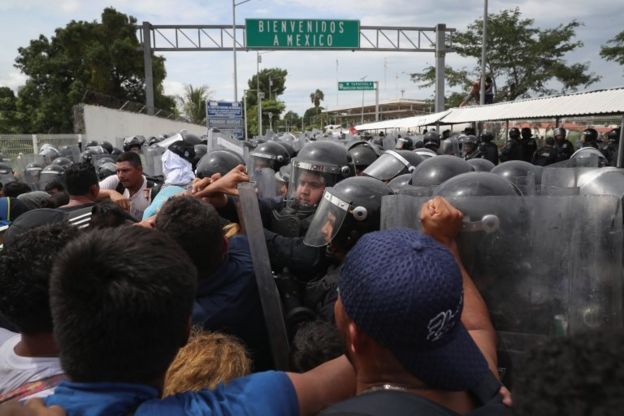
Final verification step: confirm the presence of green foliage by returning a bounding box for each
[179,84,212,125]
[11,7,175,133]
[600,31,624,67]
[0,87,20,133]
[309,89,325,113]
[302,106,325,129]
[246,68,287,106]
[410,8,600,104]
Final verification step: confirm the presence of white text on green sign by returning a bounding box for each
[245,19,360,49]
[338,81,376,91]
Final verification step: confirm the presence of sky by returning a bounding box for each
[0,0,623,117]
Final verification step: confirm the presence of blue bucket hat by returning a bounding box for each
[339,228,489,391]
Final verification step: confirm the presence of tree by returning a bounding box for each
[303,106,325,129]
[0,87,21,133]
[12,7,175,133]
[310,89,325,115]
[246,68,287,106]
[281,111,301,131]
[179,84,212,125]
[410,8,600,104]
[601,31,624,67]
[245,68,288,136]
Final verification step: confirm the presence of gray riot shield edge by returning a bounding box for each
[143,146,165,177]
[237,182,290,370]
[381,193,623,383]
[252,167,278,199]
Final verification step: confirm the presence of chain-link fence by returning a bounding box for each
[0,134,84,164]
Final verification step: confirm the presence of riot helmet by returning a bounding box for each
[491,160,541,195]
[521,128,533,140]
[459,135,479,158]
[58,145,80,161]
[607,128,620,144]
[435,171,522,198]
[387,173,413,193]
[395,136,414,151]
[287,141,355,210]
[439,135,461,156]
[51,157,73,169]
[423,131,441,151]
[581,128,599,147]
[85,140,99,148]
[275,164,291,198]
[38,144,60,165]
[467,158,495,172]
[195,149,245,178]
[101,141,114,154]
[96,160,117,180]
[0,162,15,186]
[23,163,43,189]
[410,155,473,187]
[362,150,423,182]
[123,135,146,152]
[303,176,393,251]
[193,144,207,168]
[553,128,567,140]
[39,164,66,189]
[509,128,521,140]
[181,132,202,146]
[275,141,297,159]
[249,141,291,172]
[414,148,438,159]
[168,140,196,165]
[480,130,494,143]
[110,147,123,160]
[347,142,380,174]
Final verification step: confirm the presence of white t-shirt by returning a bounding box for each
[99,175,151,220]
[0,332,63,400]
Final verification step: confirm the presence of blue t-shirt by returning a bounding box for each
[192,235,273,370]
[44,371,298,415]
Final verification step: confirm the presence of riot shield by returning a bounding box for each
[381,193,623,385]
[143,145,165,177]
[252,167,278,199]
[237,182,290,370]
[59,144,81,162]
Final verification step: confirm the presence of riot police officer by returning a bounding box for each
[520,128,538,162]
[460,135,481,160]
[532,137,557,166]
[123,136,146,153]
[580,128,600,149]
[499,128,524,162]
[423,131,441,153]
[553,127,575,163]
[362,150,423,182]
[602,128,620,166]
[271,141,354,237]
[478,130,499,165]
[346,140,380,175]
[302,176,394,321]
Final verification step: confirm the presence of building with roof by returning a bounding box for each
[324,98,432,126]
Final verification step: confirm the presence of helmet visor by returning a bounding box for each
[303,189,349,247]
[363,152,411,181]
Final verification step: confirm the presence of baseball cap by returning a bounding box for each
[339,228,489,391]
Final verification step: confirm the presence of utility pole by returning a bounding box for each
[480,0,488,106]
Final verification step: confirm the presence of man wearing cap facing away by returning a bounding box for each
[322,196,507,416]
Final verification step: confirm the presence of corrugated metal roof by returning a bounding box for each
[356,110,451,130]
[355,87,624,130]
[440,87,624,124]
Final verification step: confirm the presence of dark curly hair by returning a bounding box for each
[0,223,80,333]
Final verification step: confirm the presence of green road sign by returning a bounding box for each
[245,19,360,49]
[338,81,376,91]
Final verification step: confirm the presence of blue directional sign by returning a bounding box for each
[206,100,244,138]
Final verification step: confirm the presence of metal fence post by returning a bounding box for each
[32,134,39,154]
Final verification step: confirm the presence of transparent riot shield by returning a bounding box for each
[381,193,623,385]
[540,166,622,196]
[143,145,165,177]
[252,167,278,199]
[237,182,290,369]
[59,144,82,163]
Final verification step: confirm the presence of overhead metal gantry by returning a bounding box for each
[138,22,455,114]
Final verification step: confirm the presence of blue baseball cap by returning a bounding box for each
[339,228,489,391]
